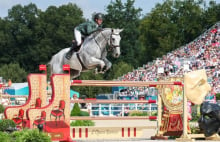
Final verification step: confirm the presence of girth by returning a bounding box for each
[76,53,87,70]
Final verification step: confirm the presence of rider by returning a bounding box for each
[66,13,104,60]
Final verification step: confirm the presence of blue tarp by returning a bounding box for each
[4,83,79,98]
[4,83,28,95]
[112,86,127,93]
[70,90,80,98]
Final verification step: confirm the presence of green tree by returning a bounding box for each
[105,61,133,80]
[202,0,220,28]
[71,103,81,116]
[0,18,11,65]
[39,3,84,53]
[72,71,111,98]
[0,3,85,73]
[0,63,27,82]
[104,0,142,67]
[5,4,41,72]
[139,0,204,62]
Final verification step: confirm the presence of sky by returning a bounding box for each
[0,0,165,19]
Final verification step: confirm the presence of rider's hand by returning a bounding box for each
[97,27,103,31]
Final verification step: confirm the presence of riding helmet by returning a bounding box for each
[94,13,103,20]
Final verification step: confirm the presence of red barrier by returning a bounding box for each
[149,116,157,120]
[72,80,82,83]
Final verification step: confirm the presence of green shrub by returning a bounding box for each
[191,111,200,122]
[11,129,51,142]
[216,93,220,100]
[0,131,11,142]
[71,103,81,116]
[190,126,200,134]
[79,111,89,116]
[128,110,149,116]
[0,104,5,113]
[0,119,16,132]
[168,135,180,139]
[70,120,95,127]
[151,111,158,116]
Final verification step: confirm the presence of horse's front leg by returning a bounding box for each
[102,58,112,72]
[88,57,105,73]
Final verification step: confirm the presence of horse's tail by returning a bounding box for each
[47,53,60,75]
[47,56,54,76]
[48,49,67,75]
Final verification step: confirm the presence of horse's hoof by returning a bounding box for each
[97,70,105,74]
[102,65,107,71]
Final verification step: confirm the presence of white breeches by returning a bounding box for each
[74,28,82,46]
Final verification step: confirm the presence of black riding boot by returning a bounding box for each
[66,46,75,60]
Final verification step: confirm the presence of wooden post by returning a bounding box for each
[176,80,194,142]
[157,86,162,136]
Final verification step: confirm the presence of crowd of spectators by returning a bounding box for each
[117,22,220,102]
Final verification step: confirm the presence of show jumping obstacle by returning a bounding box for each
[4,64,218,141]
[2,65,183,141]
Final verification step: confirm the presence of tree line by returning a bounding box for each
[0,0,219,97]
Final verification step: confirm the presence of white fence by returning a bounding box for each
[83,103,157,116]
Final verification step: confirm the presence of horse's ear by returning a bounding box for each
[119,29,123,33]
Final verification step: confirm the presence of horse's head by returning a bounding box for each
[108,29,123,58]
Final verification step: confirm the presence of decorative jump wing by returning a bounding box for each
[184,69,211,105]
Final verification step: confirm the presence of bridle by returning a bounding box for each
[100,29,120,51]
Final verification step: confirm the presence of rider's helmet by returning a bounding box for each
[94,13,103,21]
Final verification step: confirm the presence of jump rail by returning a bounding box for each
[70,116,157,120]
[71,80,182,87]
[71,99,156,104]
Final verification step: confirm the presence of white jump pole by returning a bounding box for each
[71,80,182,87]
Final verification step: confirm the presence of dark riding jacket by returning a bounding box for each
[75,20,101,36]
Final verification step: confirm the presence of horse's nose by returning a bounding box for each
[115,53,119,58]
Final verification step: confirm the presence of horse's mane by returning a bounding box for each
[84,28,112,43]
[88,28,112,38]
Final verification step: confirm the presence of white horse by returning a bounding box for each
[49,28,123,79]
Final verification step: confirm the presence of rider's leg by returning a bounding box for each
[66,29,82,59]
[74,29,82,46]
